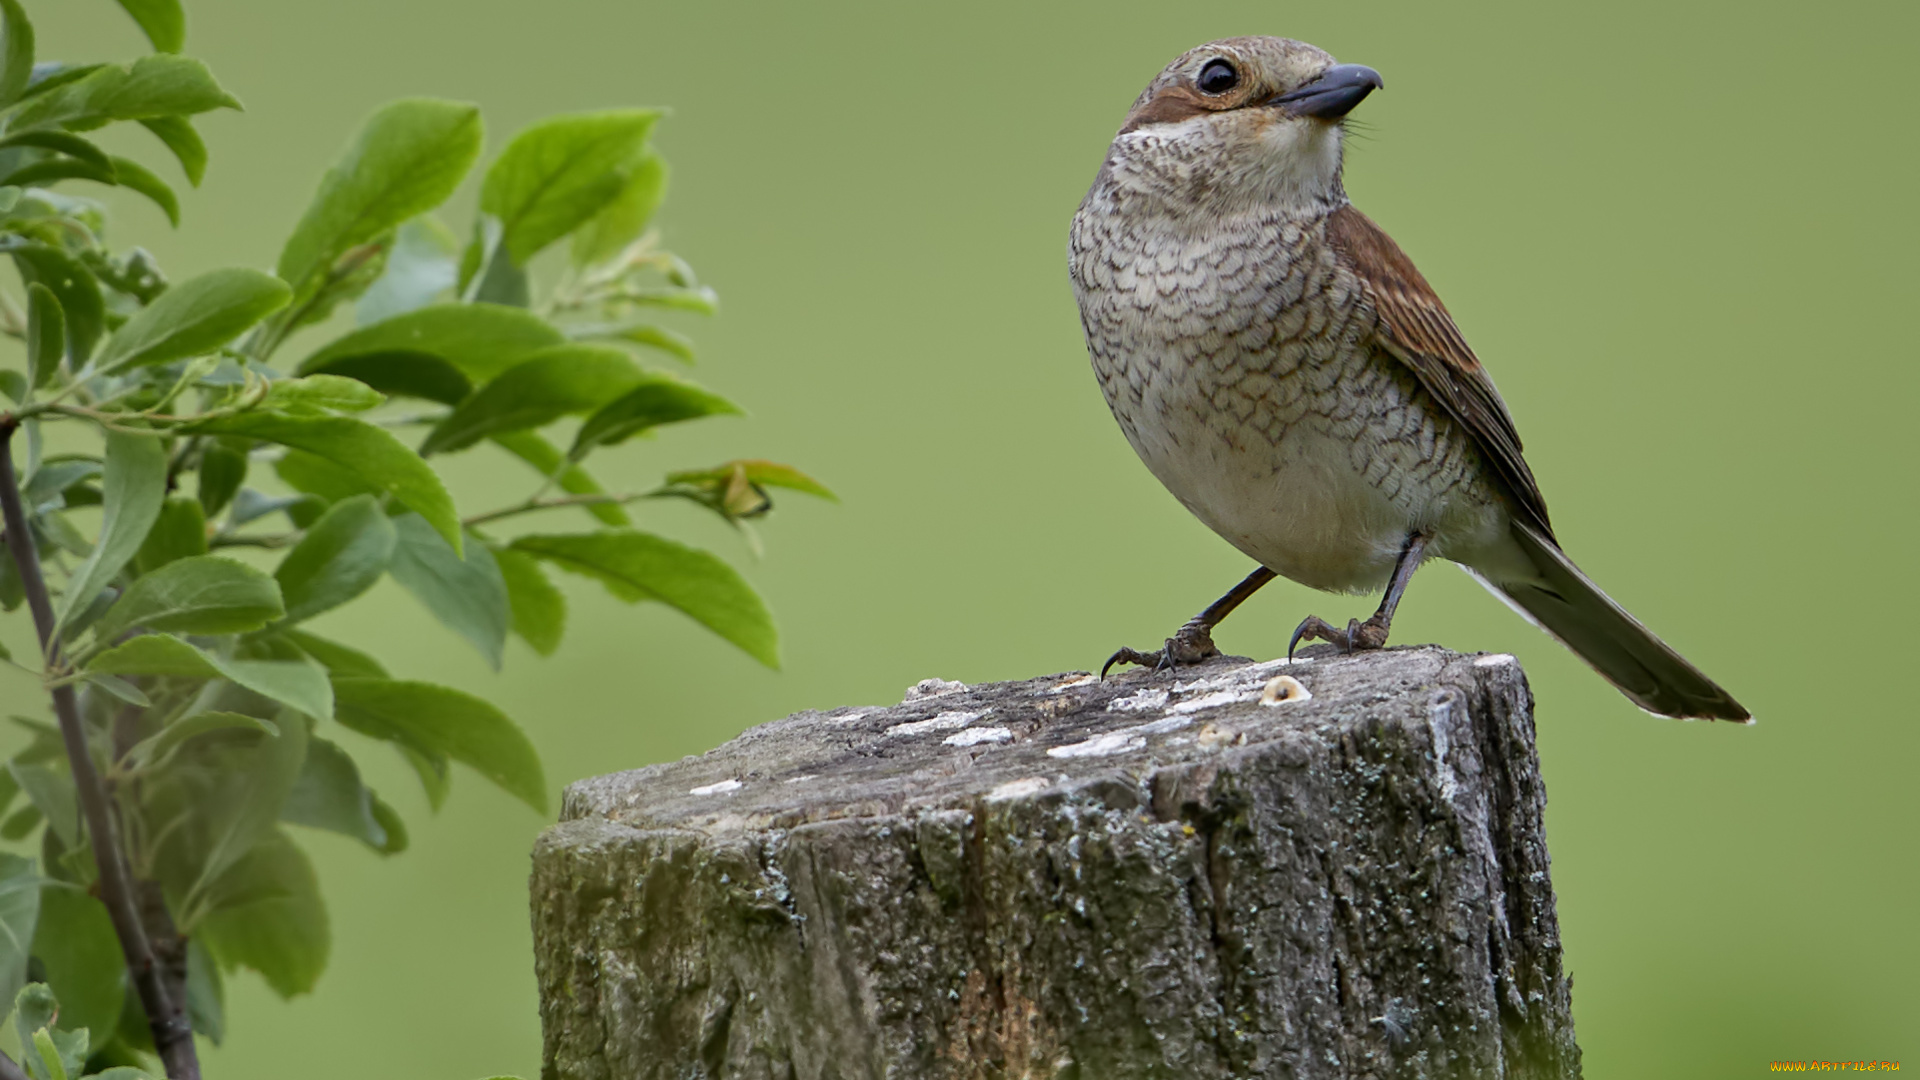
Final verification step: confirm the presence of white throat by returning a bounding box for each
[1105,115,1346,222]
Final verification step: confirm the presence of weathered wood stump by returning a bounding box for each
[530,645,1581,1079]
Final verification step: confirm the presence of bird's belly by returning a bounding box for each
[1129,407,1409,592]
[1105,346,1509,595]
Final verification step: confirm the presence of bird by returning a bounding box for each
[1067,36,1749,721]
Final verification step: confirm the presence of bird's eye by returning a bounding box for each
[1197,59,1239,95]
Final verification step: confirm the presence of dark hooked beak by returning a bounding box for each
[1270,64,1383,120]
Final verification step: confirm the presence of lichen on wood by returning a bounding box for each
[531,645,1581,1079]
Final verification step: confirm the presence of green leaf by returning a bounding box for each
[27,460,111,513]
[185,412,462,553]
[271,495,394,624]
[11,54,237,130]
[0,855,39,1011]
[138,115,205,186]
[0,130,110,169]
[354,216,457,325]
[185,937,223,1044]
[0,0,31,108]
[227,488,318,529]
[494,546,564,656]
[181,708,307,906]
[367,797,408,855]
[11,983,56,1060]
[113,0,185,53]
[276,629,386,679]
[83,672,150,708]
[7,764,74,846]
[88,634,332,721]
[121,711,278,771]
[195,439,247,518]
[665,458,838,502]
[0,156,115,189]
[94,268,289,373]
[0,369,23,404]
[196,829,327,998]
[31,886,125,1042]
[458,216,528,307]
[260,373,385,414]
[490,429,627,526]
[24,281,62,390]
[0,754,20,814]
[105,154,179,226]
[270,448,371,505]
[92,554,284,642]
[396,745,448,811]
[0,807,39,841]
[568,320,694,364]
[479,109,661,266]
[10,983,54,1068]
[54,431,166,633]
[418,344,642,455]
[332,678,545,812]
[386,514,507,670]
[570,151,667,268]
[276,99,482,305]
[297,301,564,388]
[13,63,102,106]
[568,373,740,458]
[33,1024,76,1080]
[291,351,469,407]
[512,531,779,668]
[96,53,231,115]
[132,495,207,574]
[10,244,103,363]
[281,737,395,853]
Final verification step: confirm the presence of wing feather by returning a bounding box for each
[1325,204,1555,541]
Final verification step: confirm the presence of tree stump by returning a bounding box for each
[530,645,1581,1079]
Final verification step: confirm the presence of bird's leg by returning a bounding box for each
[1289,532,1432,657]
[1102,565,1279,678]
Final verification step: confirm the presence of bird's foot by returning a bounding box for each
[1287,614,1391,659]
[1101,619,1219,679]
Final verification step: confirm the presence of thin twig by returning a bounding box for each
[0,416,200,1080]
[462,489,658,528]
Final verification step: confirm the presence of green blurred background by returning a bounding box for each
[9,0,1917,1075]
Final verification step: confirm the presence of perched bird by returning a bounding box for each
[1068,36,1748,721]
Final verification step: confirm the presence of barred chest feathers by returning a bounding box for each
[1068,193,1517,593]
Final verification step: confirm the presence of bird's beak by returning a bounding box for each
[1270,64,1383,120]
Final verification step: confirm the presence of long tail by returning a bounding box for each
[1469,521,1751,722]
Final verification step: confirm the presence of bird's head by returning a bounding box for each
[1101,37,1381,218]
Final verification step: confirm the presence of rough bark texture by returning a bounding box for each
[531,645,1580,1080]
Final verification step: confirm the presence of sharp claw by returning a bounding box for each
[1100,649,1130,680]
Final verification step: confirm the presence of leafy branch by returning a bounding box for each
[0,0,832,1076]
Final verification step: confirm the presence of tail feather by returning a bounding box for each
[1472,522,1751,722]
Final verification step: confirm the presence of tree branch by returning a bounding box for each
[0,416,200,1080]
[462,489,656,528]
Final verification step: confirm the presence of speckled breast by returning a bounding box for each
[1068,199,1496,592]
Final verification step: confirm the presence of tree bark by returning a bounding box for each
[531,645,1580,1080]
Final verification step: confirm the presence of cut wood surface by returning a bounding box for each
[531,645,1581,1079]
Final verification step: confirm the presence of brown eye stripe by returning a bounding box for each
[1117,87,1215,135]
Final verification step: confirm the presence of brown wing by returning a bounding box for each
[1325,204,1555,541]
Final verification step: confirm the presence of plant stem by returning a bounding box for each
[463,489,656,528]
[0,416,200,1080]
